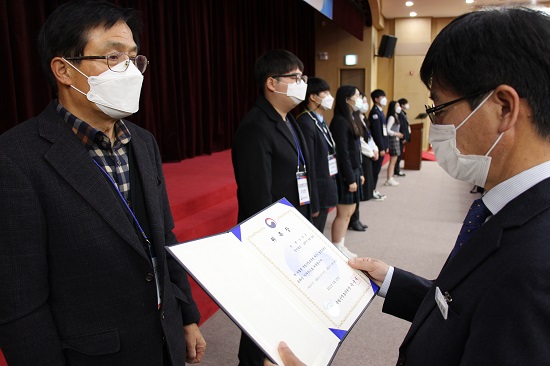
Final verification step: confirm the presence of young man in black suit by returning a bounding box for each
[0,1,205,365]
[369,89,389,200]
[232,49,311,366]
[395,98,411,177]
[296,77,337,234]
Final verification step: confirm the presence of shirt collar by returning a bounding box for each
[55,100,131,149]
[483,160,550,215]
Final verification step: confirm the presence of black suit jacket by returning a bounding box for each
[369,105,389,151]
[398,111,411,142]
[383,178,550,365]
[330,113,363,185]
[0,102,200,366]
[296,110,337,212]
[232,96,311,222]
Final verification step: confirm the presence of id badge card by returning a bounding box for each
[382,124,388,136]
[435,286,449,320]
[296,171,310,205]
[328,154,338,176]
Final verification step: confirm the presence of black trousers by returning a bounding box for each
[312,207,330,233]
[372,155,384,189]
[395,140,404,174]
[238,332,265,366]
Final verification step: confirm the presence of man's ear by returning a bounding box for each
[51,57,74,86]
[493,85,520,133]
[265,76,277,93]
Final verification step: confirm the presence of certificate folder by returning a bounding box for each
[167,198,378,365]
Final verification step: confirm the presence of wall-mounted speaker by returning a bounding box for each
[377,35,398,58]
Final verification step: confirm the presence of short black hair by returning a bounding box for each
[305,77,330,101]
[38,0,142,94]
[254,49,304,96]
[420,7,550,138]
[370,89,386,102]
[398,98,408,105]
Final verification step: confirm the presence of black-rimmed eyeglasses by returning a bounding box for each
[272,73,308,85]
[65,51,149,74]
[425,89,492,124]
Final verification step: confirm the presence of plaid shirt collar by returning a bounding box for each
[55,100,132,149]
[55,100,133,201]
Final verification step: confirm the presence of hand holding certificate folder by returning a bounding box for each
[167,198,378,365]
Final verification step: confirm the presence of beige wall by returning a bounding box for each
[314,14,376,123]
[393,17,431,149]
[315,14,455,149]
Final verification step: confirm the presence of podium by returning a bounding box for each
[403,122,423,170]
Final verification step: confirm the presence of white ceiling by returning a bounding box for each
[381,0,550,19]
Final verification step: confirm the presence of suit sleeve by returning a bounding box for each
[232,121,274,221]
[0,152,65,365]
[382,267,433,322]
[296,116,319,214]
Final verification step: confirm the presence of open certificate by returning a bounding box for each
[167,198,379,365]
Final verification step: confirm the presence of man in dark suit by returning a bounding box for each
[368,89,389,200]
[232,49,311,366]
[394,98,411,177]
[267,7,550,366]
[0,2,205,365]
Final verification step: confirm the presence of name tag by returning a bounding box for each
[435,286,449,320]
[296,171,310,205]
[328,154,338,176]
[382,124,388,136]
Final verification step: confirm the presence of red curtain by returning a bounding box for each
[1,0,315,162]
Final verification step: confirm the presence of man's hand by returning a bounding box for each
[263,342,306,366]
[183,323,206,363]
[348,257,389,287]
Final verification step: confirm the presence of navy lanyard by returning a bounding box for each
[286,119,307,172]
[305,110,335,152]
[93,159,150,245]
[92,159,162,308]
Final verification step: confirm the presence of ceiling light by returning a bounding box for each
[409,11,417,17]
[465,0,474,3]
[405,1,414,6]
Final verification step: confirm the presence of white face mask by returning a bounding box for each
[350,97,363,112]
[64,58,144,119]
[428,91,503,188]
[359,100,369,113]
[404,103,410,110]
[395,106,402,114]
[380,97,388,106]
[320,95,334,110]
[275,80,308,105]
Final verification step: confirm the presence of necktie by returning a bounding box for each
[450,198,492,260]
